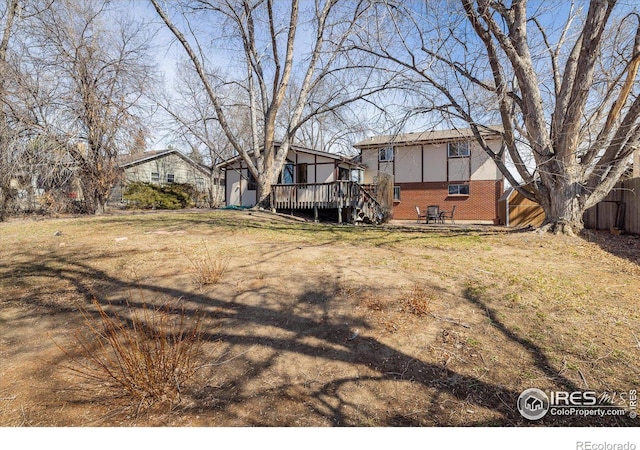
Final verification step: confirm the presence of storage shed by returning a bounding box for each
[497,188,545,227]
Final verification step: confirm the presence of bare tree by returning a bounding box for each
[31,0,157,214]
[155,63,239,206]
[151,0,387,208]
[0,0,22,220]
[157,63,238,165]
[354,0,640,235]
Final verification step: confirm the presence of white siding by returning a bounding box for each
[394,145,422,182]
[294,152,316,164]
[471,140,502,180]
[361,149,378,184]
[423,144,447,182]
[448,157,470,181]
[316,164,335,183]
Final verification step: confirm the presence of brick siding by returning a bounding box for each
[392,180,503,222]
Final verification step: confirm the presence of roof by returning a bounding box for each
[217,143,362,168]
[353,126,503,149]
[498,187,514,202]
[118,149,212,175]
[117,149,172,166]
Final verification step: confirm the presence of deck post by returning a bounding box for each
[314,204,318,222]
[338,207,342,224]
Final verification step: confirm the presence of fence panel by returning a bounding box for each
[624,178,640,234]
[584,178,640,234]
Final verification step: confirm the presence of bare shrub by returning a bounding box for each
[57,296,204,410]
[185,244,229,288]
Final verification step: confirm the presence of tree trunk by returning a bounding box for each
[256,173,273,209]
[0,186,10,222]
[539,183,586,236]
[80,178,108,215]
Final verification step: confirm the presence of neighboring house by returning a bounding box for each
[219,144,384,223]
[8,151,83,213]
[111,149,223,207]
[353,127,505,222]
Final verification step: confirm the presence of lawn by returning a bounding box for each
[0,209,639,426]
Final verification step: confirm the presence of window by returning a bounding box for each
[247,171,257,191]
[448,141,471,157]
[280,163,294,184]
[151,172,160,182]
[296,163,308,184]
[378,147,394,162]
[195,177,205,190]
[448,184,470,195]
[393,186,401,201]
[338,167,350,181]
[166,173,175,183]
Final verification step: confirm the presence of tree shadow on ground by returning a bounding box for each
[580,229,640,267]
[4,248,636,427]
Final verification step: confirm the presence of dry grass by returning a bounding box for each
[55,295,204,411]
[1,210,639,426]
[403,283,435,316]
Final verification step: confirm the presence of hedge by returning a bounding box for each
[123,182,197,209]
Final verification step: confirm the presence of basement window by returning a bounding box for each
[448,184,470,196]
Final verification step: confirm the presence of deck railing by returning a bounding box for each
[271,181,357,209]
[271,181,386,223]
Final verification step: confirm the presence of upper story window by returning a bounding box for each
[378,146,394,162]
[448,141,471,158]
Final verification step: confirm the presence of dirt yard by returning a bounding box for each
[0,209,639,426]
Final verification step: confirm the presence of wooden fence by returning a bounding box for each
[584,177,640,234]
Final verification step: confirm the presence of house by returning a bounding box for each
[8,149,83,213]
[353,127,505,222]
[497,188,545,227]
[219,144,386,223]
[111,149,222,207]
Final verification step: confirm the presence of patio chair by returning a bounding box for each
[440,205,456,224]
[415,206,426,223]
[426,205,440,224]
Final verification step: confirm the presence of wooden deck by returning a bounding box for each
[271,181,385,223]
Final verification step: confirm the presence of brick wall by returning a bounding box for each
[393,180,503,222]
